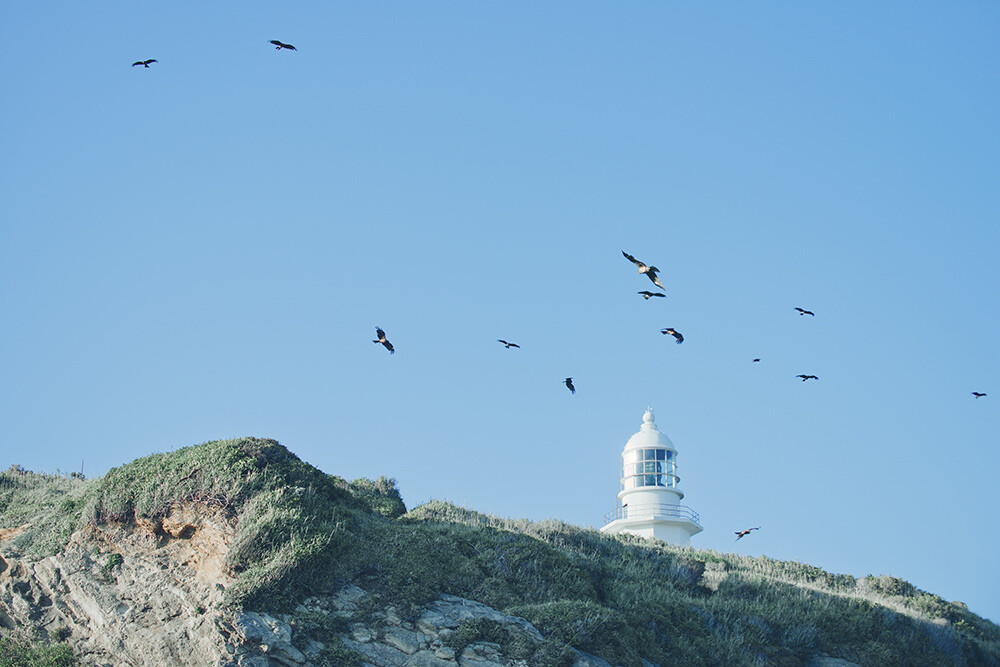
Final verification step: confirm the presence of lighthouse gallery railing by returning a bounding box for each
[603,503,701,528]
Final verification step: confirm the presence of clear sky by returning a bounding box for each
[2,2,998,624]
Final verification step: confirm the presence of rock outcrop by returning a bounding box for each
[1,502,233,665]
[0,506,605,666]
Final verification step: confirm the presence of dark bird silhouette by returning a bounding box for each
[660,328,683,344]
[795,307,815,316]
[564,378,576,394]
[373,326,394,355]
[972,392,987,399]
[622,251,666,290]
[270,40,296,50]
[497,339,520,349]
[796,374,819,381]
[753,358,761,363]
[735,527,760,541]
[132,59,157,68]
[637,291,666,300]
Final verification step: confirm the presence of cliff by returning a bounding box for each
[1,438,998,666]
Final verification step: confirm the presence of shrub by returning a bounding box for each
[101,553,123,581]
[348,477,406,518]
[0,635,75,667]
[446,617,574,666]
[507,600,638,666]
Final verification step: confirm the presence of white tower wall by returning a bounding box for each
[600,409,702,547]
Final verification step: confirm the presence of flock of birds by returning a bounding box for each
[370,247,989,399]
[130,42,988,549]
[370,249,838,403]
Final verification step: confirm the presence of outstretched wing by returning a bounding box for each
[647,271,665,290]
[622,251,643,268]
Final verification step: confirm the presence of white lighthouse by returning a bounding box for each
[600,408,702,546]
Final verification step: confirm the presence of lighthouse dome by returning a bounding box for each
[623,409,676,452]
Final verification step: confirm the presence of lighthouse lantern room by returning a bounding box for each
[600,408,702,546]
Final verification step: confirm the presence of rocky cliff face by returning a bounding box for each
[1,502,233,665]
[0,502,613,667]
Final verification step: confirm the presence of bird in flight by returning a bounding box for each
[972,392,987,399]
[637,291,666,300]
[735,527,760,541]
[132,59,157,68]
[795,307,815,316]
[497,339,520,349]
[270,40,296,51]
[753,358,761,363]
[564,378,576,394]
[796,374,819,381]
[661,328,683,344]
[373,326,394,354]
[622,251,666,290]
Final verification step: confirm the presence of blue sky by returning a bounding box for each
[2,2,998,623]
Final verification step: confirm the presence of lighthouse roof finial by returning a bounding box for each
[642,407,655,429]
[626,406,676,450]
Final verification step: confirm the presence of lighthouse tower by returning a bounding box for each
[600,408,702,546]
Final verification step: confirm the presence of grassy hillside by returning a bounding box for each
[2,438,999,666]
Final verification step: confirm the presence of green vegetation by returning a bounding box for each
[100,553,123,582]
[396,504,1000,666]
[291,612,366,666]
[3,439,999,666]
[446,617,576,666]
[0,466,90,558]
[0,635,74,667]
[348,476,406,519]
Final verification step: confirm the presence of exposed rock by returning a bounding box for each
[1,509,619,667]
[458,641,504,665]
[0,504,234,665]
[382,626,421,655]
[572,651,615,667]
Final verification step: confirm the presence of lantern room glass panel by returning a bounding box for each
[621,448,678,489]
